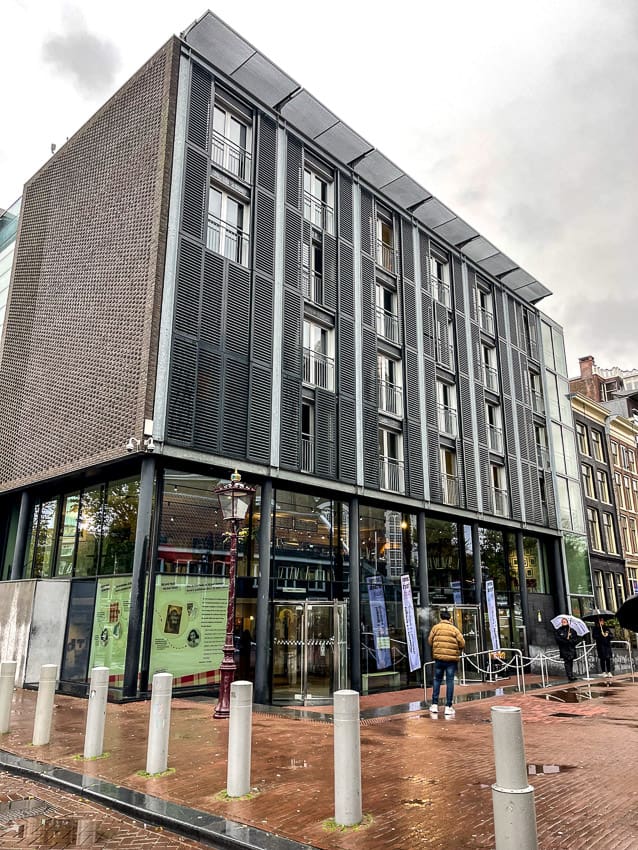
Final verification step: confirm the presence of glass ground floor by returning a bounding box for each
[0,459,584,704]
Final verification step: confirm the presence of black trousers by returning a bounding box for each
[599,654,612,673]
[563,657,574,679]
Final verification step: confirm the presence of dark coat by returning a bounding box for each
[592,623,614,660]
[555,625,579,660]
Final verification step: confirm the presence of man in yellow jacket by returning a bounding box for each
[428,609,465,717]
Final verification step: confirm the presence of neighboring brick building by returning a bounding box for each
[0,12,592,704]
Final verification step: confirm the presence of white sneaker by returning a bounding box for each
[429,704,438,714]
[444,706,456,717]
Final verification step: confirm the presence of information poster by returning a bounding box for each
[485,579,501,651]
[149,574,230,684]
[88,577,133,683]
[367,576,392,670]
[401,575,422,672]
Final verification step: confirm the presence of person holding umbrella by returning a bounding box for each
[592,616,614,677]
[554,617,581,682]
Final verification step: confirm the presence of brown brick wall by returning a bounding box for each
[0,38,180,493]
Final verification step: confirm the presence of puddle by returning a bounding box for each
[0,798,51,823]
[527,764,575,775]
[402,798,432,807]
[9,817,111,845]
[532,687,618,703]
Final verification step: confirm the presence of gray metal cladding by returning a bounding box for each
[404,280,418,350]
[452,256,464,314]
[435,302,450,369]
[279,375,301,469]
[363,404,379,488]
[254,191,275,276]
[360,189,373,256]
[194,346,221,451]
[286,135,302,208]
[221,355,249,457]
[247,363,272,462]
[315,388,337,477]
[455,309,469,376]
[338,174,353,244]
[323,232,337,311]
[338,396,357,483]
[251,274,274,363]
[284,208,302,289]
[187,63,212,150]
[282,289,302,374]
[478,444,490,501]
[338,243,354,315]
[401,219,415,282]
[225,264,251,353]
[407,419,424,499]
[182,147,208,240]
[175,239,204,335]
[422,288,435,360]
[361,326,378,406]
[423,357,441,498]
[361,255,375,328]
[201,252,224,346]
[256,115,277,193]
[338,317,356,397]
[167,335,197,442]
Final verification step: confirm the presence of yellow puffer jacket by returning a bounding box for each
[428,620,465,662]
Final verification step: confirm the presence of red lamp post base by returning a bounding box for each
[214,642,237,719]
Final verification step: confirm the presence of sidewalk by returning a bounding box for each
[0,673,636,850]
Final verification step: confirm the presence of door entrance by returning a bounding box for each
[272,601,347,704]
[432,604,482,681]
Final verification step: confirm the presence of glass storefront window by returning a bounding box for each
[75,485,104,577]
[564,531,593,596]
[55,494,80,576]
[99,478,139,575]
[30,500,58,579]
[426,518,461,604]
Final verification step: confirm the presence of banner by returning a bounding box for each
[88,577,134,684]
[400,575,421,672]
[485,579,501,651]
[367,576,392,670]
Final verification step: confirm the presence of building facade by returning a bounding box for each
[0,13,592,703]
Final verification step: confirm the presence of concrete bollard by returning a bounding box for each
[227,680,253,797]
[83,667,109,759]
[32,664,58,746]
[0,660,17,734]
[146,672,173,775]
[491,706,538,850]
[333,689,362,826]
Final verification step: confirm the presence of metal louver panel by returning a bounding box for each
[422,289,434,360]
[419,232,430,287]
[194,345,221,453]
[251,274,274,364]
[315,388,337,478]
[338,396,357,483]
[166,335,197,443]
[285,208,301,290]
[435,302,450,369]
[339,242,354,316]
[286,135,302,209]
[508,298,519,349]
[463,438,478,510]
[225,264,251,354]
[201,251,224,346]
[187,63,211,151]
[361,255,375,328]
[221,355,249,457]
[248,363,272,463]
[404,280,418,350]
[478,445,490,502]
[280,375,301,469]
[338,316,356,397]
[282,289,302,375]
[338,174,353,244]
[407,420,424,500]
[361,326,378,406]
[360,189,373,256]
[182,148,208,240]
[455,310,469,376]
[323,232,337,311]
[401,220,414,281]
[257,115,277,194]
[363,405,379,488]
[452,256,464,314]
[405,349,420,419]
[175,239,203,335]
[254,190,275,276]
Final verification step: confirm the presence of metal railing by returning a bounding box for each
[376,239,397,273]
[206,214,249,266]
[490,487,509,516]
[531,390,544,415]
[378,380,403,416]
[488,424,504,453]
[431,277,450,308]
[375,306,399,343]
[423,648,526,705]
[441,473,460,505]
[379,456,405,493]
[438,404,457,436]
[536,641,635,687]
[302,269,323,305]
[211,131,251,181]
[301,436,314,473]
[479,306,494,334]
[482,362,499,392]
[303,348,334,390]
[536,443,550,468]
[303,191,334,232]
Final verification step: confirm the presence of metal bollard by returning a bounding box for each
[83,667,109,759]
[226,681,253,797]
[491,706,538,850]
[32,664,58,746]
[333,689,362,826]
[146,672,173,775]
[0,661,17,734]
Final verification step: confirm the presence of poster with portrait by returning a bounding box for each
[88,577,133,684]
[149,574,230,685]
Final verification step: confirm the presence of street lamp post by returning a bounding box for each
[214,470,256,719]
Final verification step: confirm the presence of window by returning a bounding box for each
[490,464,508,515]
[486,403,503,453]
[590,429,604,461]
[379,428,404,493]
[535,425,548,467]
[587,508,602,550]
[435,317,455,368]
[528,370,544,414]
[522,310,538,359]
[630,517,638,554]
[602,513,618,554]
[207,187,248,265]
[303,166,334,233]
[615,573,625,606]
[581,464,594,498]
[301,402,314,473]
[376,212,395,273]
[614,472,624,508]
[633,479,638,512]
[302,240,323,305]
[303,321,334,390]
[620,515,630,551]
[440,448,459,505]
[481,344,498,392]
[430,254,450,307]
[375,283,399,343]
[477,286,494,334]
[212,104,251,180]
[378,355,403,417]
[604,572,617,611]
[620,445,636,472]
[596,469,610,503]
[624,475,632,507]
[593,570,605,610]
[437,381,457,436]
[575,423,589,456]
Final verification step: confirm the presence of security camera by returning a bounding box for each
[126,437,140,453]
[143,436,155,452]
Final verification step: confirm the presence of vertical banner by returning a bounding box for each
[485,579,501,651]
[401,575,422,672]
[367,576,392,670]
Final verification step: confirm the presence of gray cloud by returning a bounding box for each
[42,10,121,97]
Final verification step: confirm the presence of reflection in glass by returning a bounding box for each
[99,478,139,574]
[56,494,80,576]
[75,485,104,577]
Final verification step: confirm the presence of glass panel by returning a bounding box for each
[272,603,303,702]
[32,500,58,579]
[305,602,334,701]
[60,580,96,682]
[99,478,139,575]
[426,518,462,605]
[55,494,79,576]
[564,532,593,595]
[75,485,103,577]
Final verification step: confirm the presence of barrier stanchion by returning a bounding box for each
[333,690,362,827]
[491,706,538,850]
[146,672,173,775]
[84,667,109,759]
[33,664,58,746]
[227,681,252,797]
[0,660,17,734]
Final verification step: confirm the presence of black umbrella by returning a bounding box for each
[616,595,638,631]
[583,609,614,622]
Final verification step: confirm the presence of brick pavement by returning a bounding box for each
[0,770,207,849]
[0,675,637,850]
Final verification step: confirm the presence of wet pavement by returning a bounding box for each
[0,672,637,849]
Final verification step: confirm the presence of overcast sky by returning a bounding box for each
[2,0,637,375]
